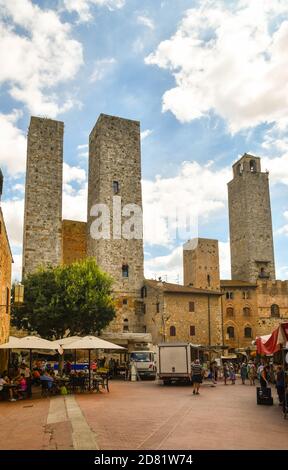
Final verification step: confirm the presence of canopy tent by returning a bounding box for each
[256,323,288,355]
[62,335,125,390]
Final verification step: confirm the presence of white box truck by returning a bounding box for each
[157,342,196,384]
[129,350,157,380]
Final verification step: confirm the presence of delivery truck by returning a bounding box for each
[129,350,157,380]
[157,342,199,384]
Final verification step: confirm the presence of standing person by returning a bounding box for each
[191,359,203,395]
[223,363,230,385]
[247,361,256,386]
[19,363,32,398]
[229,363,236,385]
[260,365,269,388]
[240,362,248,385]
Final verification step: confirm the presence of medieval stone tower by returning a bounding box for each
[183,238,220,291]
[22,117,63,277]
[228,153,275,282]
[87,114,144,332]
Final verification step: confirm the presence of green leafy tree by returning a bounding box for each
[12,259,116,339]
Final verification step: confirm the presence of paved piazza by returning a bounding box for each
[0,380,287,450]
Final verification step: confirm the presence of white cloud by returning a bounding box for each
[12,253,22,282]
[142,160,230,246]
[63,182,88,221]
[137,15,154,30]
[63,0,125,22]
[63,162,86,185]
[89,58,116,83]
[0,111,27,176]
[1,198,24,247]
[0,0,83,117]
[145,0,288,133]
[141,129,153,140]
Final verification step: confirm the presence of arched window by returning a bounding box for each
[250,160,256,172]
[123,318,129,332]
[170,326,176,337]
[271,304,280,318]
[243,307,250,316]
[227,326,234,339]
[244,327,252,338]
[226,307,234,317]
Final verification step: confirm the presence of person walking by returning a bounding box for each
[275,365,285,405]
[260,365,269,389]
[229,363,236,385]
[191,359,203,395]
[223,362,229,385]
[247,361,256,386]
[240,362,248,385]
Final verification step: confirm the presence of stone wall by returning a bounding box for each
[221,281,258,350]
[22,117,63,277]
[256,280,288,336]
[87,114,144,333]
[0,208,12,370]
[62,220,87,266]
[228,154,275,282]
[143,280,222,346]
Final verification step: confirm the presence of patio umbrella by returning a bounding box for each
[0,336,24,349]
[62,336,125,390]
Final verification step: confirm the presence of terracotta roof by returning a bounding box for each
[220,280,257,287]
[144,279,221,296]
[0,207,14,262]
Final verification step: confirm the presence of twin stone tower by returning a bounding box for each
[22,114,276,336]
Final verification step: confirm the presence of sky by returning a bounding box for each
[1,0,288,283]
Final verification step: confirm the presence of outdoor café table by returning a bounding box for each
[92,373,109,393]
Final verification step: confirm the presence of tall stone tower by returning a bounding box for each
[87,114,144,332]
[22,117,64,278]
[228,153,275,282]
[183,238,220,291]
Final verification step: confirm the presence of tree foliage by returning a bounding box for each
[12,259,116,339]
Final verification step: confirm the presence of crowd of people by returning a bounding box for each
[190,358,288,414]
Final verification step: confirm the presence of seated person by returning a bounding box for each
[40,371,54,390]
[16,374,27,400]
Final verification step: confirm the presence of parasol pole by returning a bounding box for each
[88,349,91,391]
[29,349,32,371]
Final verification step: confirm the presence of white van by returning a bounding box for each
[129,351,156,380]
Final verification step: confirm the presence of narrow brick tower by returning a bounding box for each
[228,153,275,282]
[87,114,144,332]
[22,117,64,278]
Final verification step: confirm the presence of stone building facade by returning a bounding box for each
[22,117,63,277]
[143,280,222,346]
[228,154,275,283]
[0,196,13,370]
[62,220,87,266]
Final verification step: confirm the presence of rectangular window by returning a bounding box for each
[122,265,129,278]
[156,302,160,313]
[113,181,119,194]
[189,301,195,312]
[190,325,196,336]
[123,298,128,305]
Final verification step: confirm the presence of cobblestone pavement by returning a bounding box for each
[0,380,287,450]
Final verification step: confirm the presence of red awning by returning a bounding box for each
[256,322,288,355]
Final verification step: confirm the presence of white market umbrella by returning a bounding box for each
[0,336,23,349]
[62,336,125,390]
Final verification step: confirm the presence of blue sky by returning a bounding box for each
[1,0,288,282]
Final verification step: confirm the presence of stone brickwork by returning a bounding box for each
[0,207,13,370]
[221,280,258,351]
[228,153,275,282]
[62,220,87,266]
[22,117,63,277]
[87,114,144,333]
[256,280,288,336]
[143,280,222,346]
[183,238,220,291]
